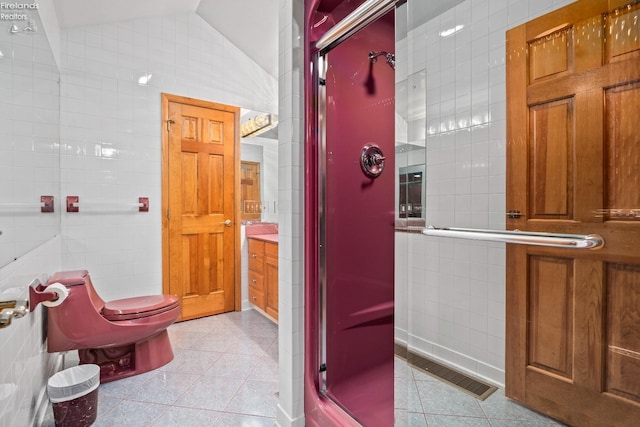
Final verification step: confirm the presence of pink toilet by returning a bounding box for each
[45,270,180,383]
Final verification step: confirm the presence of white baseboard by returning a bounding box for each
[276,404,305,427]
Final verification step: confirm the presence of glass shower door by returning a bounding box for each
[318,8,396,427]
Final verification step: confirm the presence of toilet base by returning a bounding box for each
[78,330,174,383]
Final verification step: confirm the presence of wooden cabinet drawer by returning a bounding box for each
[248,239,265,274]
[249,287,265,310]
[249,271,264,292]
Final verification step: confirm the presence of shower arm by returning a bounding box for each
[369,51,395,70]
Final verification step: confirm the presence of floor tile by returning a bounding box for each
[205,352,268,379]
[395,375,410,409]
[129,370,200,404]
[395,410,429,426]
[41,310,564,427]
[225,335,276,357]
[479,389,559,423]
[488,419,567,427]
[213,412,276,426]
[248,356,279,382]
[415,380,485,418]
[173,375,244,411]
[426,414,491,426]
[98,370,156,399]
[224,380,279,418]
[160,348,223,375]
[167,329,209,350]
[150,406,222,426]
[92,399,166,427]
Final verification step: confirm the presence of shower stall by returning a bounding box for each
[303,0,640,426]
[304,0,397,425]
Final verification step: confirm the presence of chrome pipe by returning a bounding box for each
[315,0,398,53]
[422,226,604,249]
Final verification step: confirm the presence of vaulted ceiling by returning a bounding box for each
[51,0,463,80]
[52,0,279,78]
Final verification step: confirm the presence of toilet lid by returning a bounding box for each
[102,295,179,321]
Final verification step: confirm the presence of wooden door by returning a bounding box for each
[162,94,240,321]
[506,1,640,425]
[241,161,261,221]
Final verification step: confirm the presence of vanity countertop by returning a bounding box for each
[248,234,278,243]
[245,223,278,243]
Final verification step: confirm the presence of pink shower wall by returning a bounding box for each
[304,1,395,425]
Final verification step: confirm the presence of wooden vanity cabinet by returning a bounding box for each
[248,238,278,321]
[264,241,278,320]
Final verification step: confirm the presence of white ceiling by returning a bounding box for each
[51,0,465,80]
[52,0,279,78]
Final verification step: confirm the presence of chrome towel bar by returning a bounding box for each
[422,226,604,249]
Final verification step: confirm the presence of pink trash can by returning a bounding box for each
[47,364,100,427]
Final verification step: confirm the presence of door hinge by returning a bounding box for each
[166,119,175,131]
[167,209,171,220]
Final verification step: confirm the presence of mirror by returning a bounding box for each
[399,163,425,218]
[0,12,61,268]
[395,65,426,227]
[240,110,278,223]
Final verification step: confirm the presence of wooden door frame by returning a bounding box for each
[160,93,242,312]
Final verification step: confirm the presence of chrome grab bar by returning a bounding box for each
[315,0,399,52]
[422,226,604,249]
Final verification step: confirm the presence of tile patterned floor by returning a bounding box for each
[42,310,564,426]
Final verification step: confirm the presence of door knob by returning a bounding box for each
[221,219,232,227]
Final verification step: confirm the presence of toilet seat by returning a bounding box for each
[102,295,180,321]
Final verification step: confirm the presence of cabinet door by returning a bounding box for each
[265,252,278,320]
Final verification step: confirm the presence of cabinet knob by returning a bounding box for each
[251,254,257,258]
[252,279,257,283]
[252,296,257,300]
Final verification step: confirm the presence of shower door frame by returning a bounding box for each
[304,0,400,426]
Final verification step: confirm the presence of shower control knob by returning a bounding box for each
[370,153,385,165]
[360,144,385,178]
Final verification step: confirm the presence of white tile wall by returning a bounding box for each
[0,10,61,269]
[395,0,577,386]
[0,237,62,427]
[276,0,305,426]
[58,12,277,302]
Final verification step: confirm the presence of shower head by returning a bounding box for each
[369,51,395,70]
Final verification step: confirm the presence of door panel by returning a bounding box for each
[162,95,239,321]
[606,263,640,403]
[506,1,640,425]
